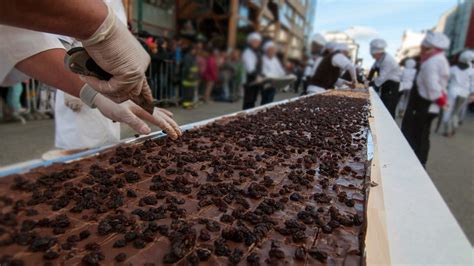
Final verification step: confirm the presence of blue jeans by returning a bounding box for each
[7,83,23,111]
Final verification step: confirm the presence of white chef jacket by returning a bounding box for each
[417,53,449,100]
[0,25,64,86]
[372,53,401,87]
[400,67,417,91]
[262,55,285,78]
[332,53,357,84]
[416,53,449,113]
[242,48,258,74]
[447,65,473,98]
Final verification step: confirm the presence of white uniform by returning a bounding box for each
[262,55,285,78]
[442,65,474,133]
[307,53,356,94]
[400,64,417,91]
[242,48,258,74]
[372,53,402,87]
[416,53,450,113]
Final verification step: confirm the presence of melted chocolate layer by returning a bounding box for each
[0,93,370,265]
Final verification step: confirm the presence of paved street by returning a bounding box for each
[0,92,472,245]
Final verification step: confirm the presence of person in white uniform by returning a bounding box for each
[242,32,263,110]
[303,34,327,94]
[401,31,450,167]
[458,51,474,125]
[261,41,286,105]
[368,38,402,118]
[54,0,127,150]
[307,43,357,94]
[397,58,417,117]
[442,50,474,136]
[0,0,182,139]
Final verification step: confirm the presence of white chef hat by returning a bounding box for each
[335,43,349,52]
[404,58,416,69]
[422,31,450,50]
[325,41,338,51]
[459,50,474,64]
[247,32,262,43]
[263,41,276,52]
[311,33,327,46]
[370,38,387,54]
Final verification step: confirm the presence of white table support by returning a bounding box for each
[367,88,472,264]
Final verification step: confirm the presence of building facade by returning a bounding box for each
[124,0,315,60]
[257,0,314,59]
[395,30,426,61]
[124,0,176,37]
[434,0,473,56]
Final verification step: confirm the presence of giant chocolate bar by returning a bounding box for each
[0,92,370,265]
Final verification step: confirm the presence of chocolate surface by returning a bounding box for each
[0,93,370,265]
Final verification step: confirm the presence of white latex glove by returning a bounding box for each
[79,4,152,104]
[64,93,83,112]
[94,93,182,139]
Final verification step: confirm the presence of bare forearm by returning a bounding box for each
[16,49,85,97]
[0,0,107,39]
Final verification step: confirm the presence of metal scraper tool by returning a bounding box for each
[64,47,155,114]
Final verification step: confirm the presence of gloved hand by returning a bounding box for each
[436,92,448,107]
[79,4,152,104]
[80,85,182,139]
[64,93,83,112]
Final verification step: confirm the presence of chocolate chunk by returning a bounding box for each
[43,251,59,260]
[186,253,199,266]
[115,253,127,262]
[113,239,127,248]
[309,249,327,262]
[79,230,91,240]
[82,251,104,265]
[295,247,306,260]
[196,248,211,261]
[126,189,137,198]
[214,238,231,257]
[229,248,243,264]
[205,220,221,232]
[199,229,211,241]
[29,237,57,252]
[133,239,146,249]
[124,171,140,183]
[247,252,260,266]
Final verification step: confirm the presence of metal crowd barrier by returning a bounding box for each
[150,59,181,106]
[0,80,55,123]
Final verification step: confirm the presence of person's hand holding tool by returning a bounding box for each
[78,4,153,110]
[80,84,182,139]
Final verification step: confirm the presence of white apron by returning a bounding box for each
[54,91,120,150]
[307,85,326,94]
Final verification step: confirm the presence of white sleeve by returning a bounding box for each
[332,54,356,82]
[262,57,271,77]
[420,60,445,100]
[275,59,286,77]
[242,49,256,73]
[0,25,64,86]
[374,56,398,87]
